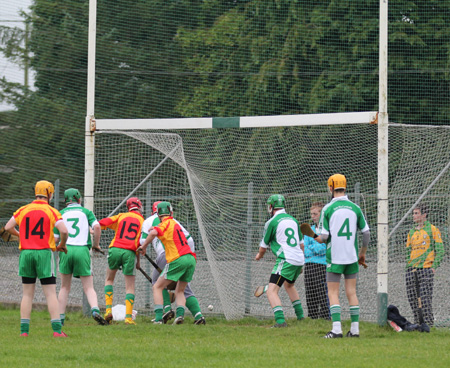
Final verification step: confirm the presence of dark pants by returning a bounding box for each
[405,268,434,326]
[304,262,330,319]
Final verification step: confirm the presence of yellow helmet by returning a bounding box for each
[327,174,347,191]
[35,180,55,198]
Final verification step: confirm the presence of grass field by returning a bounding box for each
[1,305,449,368]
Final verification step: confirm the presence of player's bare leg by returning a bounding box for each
[267,283,286,327]
[20,283,36,336]
[173,281,188,324]
[80,275,107,325]
[345,278,360,337]
[325,280,343,338]
[42,283,66,337]
[104,268,117,323]
[284,282,304,320]
[124,275,136,325]
[153,277,175,323]
[58,273,72,325]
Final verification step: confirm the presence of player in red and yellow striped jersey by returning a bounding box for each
[138,201,196,324]
[4,180,69,337]
[99,197,144,325]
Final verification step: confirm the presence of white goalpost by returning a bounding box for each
[83,0,450,324]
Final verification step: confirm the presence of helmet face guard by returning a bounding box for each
[152,201,162,214]
[35,180,55,200]
[267,194,285,214]
[127,197,143,212]
[64,188,81,204]
[157,201,173,216]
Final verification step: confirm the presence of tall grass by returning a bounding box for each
[1,306,449,368]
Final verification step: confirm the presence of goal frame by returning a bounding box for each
[84,0,389,323]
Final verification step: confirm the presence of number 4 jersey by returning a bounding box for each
[99,211,144,251]
[259,209,304,266]
[318,196,369,265]
[13,199,63,251]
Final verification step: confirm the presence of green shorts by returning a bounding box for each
[272,259,303,283]
[59,245,92,277]
[327,262,359,275]
[161,254,196,283]
[107,247,136,276]
[19,249,57,279]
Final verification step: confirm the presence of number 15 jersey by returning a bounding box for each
[99,211,144,251]
[318,196,369,265]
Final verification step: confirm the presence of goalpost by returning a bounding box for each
[84,0,450,324]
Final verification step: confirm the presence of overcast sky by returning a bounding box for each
[0,0,33,111]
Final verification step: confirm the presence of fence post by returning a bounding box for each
[244,182,253,315]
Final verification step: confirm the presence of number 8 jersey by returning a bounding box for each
[13,199,63,251]
[259,209,304,266]
[318,196,369,265]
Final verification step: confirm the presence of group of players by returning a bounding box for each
[4,180,204,337]
[4,172,370,338]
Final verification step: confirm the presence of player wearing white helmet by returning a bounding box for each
[4,180,69,337]
[54,188,107,326]
[255,194,305,328]
[314,174,370,338]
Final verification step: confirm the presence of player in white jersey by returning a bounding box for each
[314,174,370,338]
[139,201,205,325]
[54,188,107,326]
[255,195,305,328]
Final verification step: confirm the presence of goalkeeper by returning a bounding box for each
[312,174,370,339]
[138,201,196,325]
[54,188,107,326]
[139,201,205,324]
[255,195,305,328]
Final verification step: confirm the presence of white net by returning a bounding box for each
[93,122,450,324]
[95,123,380,320]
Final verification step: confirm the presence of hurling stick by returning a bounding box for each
[300,223,316,238]
[137,266,153,283]
[143,253,162,273]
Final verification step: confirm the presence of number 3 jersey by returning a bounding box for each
[259,209,305,266]
[318,195,369,265]
[54,203,99,248]
[13,199,63,251]
[99,211,144,251]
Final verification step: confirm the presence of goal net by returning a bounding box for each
[92,117,450,323]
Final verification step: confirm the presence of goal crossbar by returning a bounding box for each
[95,111,378,131]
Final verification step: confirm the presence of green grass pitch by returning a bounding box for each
[1,306,449,367]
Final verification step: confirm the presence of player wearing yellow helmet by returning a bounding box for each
[313,174,370,338]
[4,180,69,337]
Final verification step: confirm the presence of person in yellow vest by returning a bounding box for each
[405,203,444,327]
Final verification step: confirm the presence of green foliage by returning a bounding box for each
[1,308,450,367]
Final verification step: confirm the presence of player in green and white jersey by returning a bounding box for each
[255,194,305,328]
[139,201,205,325]
[314,174,370,338]
[54,188,107,326]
